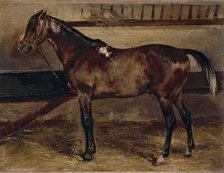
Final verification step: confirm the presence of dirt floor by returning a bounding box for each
[0,93,223,172]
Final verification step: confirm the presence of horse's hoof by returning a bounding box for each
[81,152,93,161]
[184,149,193,157]
[155,155,166,166]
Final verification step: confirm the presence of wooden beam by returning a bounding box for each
[170,4,174,20]
[214,5,220,19]
[121,4,124,15]
[0,92,74,138]
[197,5,202,19]
[110,4,113,11]
[67,18,224,27]
[160,5,164,20]
[0,71,223,99]
[205,5,210,19]
[178,4,183,20]
[188,5,193,20]
[140,4,145,20]
[151,4,155,20]
[0,71,70,98]
[131,4,134,19]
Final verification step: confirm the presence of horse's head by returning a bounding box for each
[18,10,47,54]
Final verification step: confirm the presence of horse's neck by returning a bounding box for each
[46,18,92,66]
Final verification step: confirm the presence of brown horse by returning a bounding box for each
[18,10,217,165]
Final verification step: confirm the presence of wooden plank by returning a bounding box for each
[0,71,70,98]
[0,92,74,138]
[131,4,134,19]
[197,5,202,19]
[67,18,224,27]
[181,5,190,20]
[90,4,101,15]
[170,4,174,20]
[153,4,162,20]
[121,4,124,15]
[160,5,164,20]
[178,4,183,20]
[110,4,114,11]
[161,4,170,20]
[172,4,180,20]
[188,5,193,20]
[63,3,223,26]
[112,4,122,16]
[205,5,210,19]
[140,4,145,20]
[151,4,155,20]
[142,4,152,20]
[214,5,220,19]
[133,4,142,20]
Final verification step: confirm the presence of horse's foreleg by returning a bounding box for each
[157,98,176,165]
[174,93,195,156]
[78,93,96,161]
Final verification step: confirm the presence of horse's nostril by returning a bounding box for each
[25,46,32,53]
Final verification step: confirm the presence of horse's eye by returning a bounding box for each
[27,19,36,32]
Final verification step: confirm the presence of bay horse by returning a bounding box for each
[18,10,217,165]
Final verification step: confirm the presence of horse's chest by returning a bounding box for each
[65,66,95,92]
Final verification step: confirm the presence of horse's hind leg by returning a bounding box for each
[156,97,176,165]
[174,92,195,156]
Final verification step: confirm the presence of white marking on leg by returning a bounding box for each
[156,155,166,165]
[185,149,192,156]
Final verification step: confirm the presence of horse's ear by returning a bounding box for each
[38,10,47,20]
[36,9,43,17]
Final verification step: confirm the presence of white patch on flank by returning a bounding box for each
[99,46,112,58]
[51,22,61,33]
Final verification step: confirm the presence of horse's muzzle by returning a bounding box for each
[17,41,32,54]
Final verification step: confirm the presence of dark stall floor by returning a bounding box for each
[0,93,223,172]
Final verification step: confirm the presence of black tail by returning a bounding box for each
[184,49,217,95]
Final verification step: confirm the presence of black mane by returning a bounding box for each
[47,15,109,48]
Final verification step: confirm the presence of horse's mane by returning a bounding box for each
[47,15,110,48]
